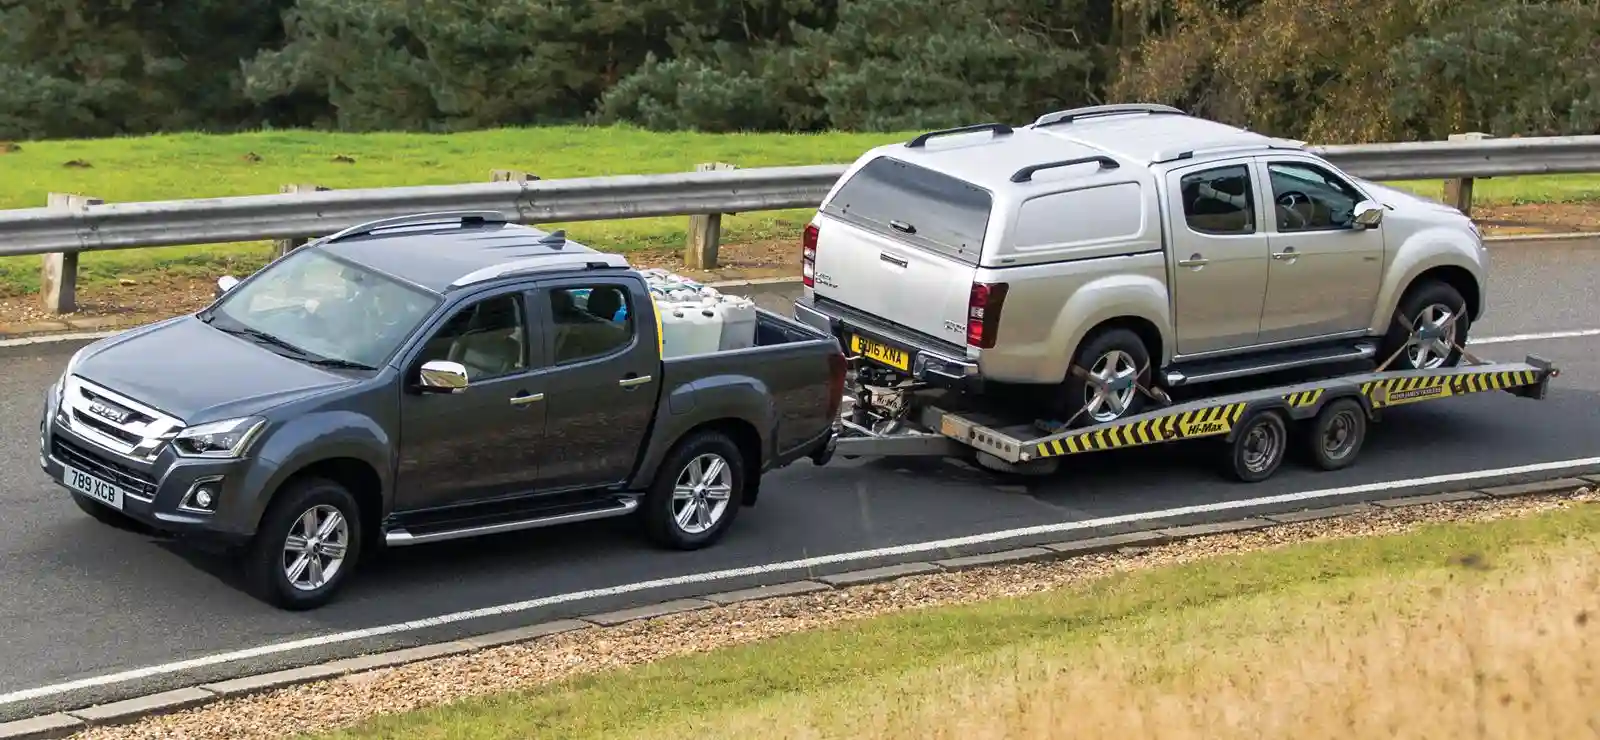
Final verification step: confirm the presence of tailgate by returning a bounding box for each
[811,156,988,345]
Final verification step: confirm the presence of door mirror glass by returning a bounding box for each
[1353,200,1384,228]
[418,360,470,393]
[215,275,240,297]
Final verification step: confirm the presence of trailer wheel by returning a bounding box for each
[1304,398,1367,471]
[1224,410,1288,483]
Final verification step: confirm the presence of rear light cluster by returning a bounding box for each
[801,224,819,287]
[967,282,1009,349]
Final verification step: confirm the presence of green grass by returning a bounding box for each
[0,125,1597,296]
[306,501,1600,740]
[0,125,911,295]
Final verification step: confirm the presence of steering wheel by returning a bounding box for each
[1276,191,1312,229]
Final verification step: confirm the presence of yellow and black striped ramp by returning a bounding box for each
[1033,402,1247,459]
[1362,369,1540,409]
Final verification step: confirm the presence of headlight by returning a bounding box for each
[54,347,88,407]
[171,416,266,459]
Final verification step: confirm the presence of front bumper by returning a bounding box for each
[794,296,983,393]
[41,392,256,545]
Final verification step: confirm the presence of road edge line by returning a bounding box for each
[3,474,1592,739]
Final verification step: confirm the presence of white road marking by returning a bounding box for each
[1467,328,1600,345]
[3,456,1597,707]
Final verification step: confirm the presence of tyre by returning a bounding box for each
[1303,397,1367,471]
[71,493,154,534]
[242,477,363,611]
[1052,327,1153,428]
[641,430,747,550]
[1224,410,1288,483]
[1378,281,1471,371]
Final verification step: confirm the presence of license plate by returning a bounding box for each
[850,335,910,371]
[63,464,125,511]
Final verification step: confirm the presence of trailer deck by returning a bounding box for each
[832,353,1559,481]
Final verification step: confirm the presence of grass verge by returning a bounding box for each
[2,126,1599,297]
[0,126,909,296]
[306,501,1599,740]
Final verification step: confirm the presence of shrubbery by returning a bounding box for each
[2,0,1596,143]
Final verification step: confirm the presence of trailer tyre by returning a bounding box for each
[642,430,746,550]
[1225,410,1288,483]
[1304,398,1368,471]
[1055,327,1152,428]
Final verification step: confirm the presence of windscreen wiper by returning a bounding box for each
[300,357,376,371]
[218,325,314,357]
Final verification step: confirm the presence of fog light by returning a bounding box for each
[180,476,225,513]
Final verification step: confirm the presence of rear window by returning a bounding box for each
[821,156,993,263]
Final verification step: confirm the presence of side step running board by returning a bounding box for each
[1166,342,1376,387]
[385,498,639,546]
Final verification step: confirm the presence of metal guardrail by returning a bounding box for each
[0,135,1597,258]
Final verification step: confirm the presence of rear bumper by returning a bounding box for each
[794,296,982,393]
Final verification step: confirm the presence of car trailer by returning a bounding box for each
[829,339,1559,482]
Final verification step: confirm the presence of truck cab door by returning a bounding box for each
[532,278,660,491]
[1256,157,1386,343]
[1164,159,1273,355]
[395,288,549,512]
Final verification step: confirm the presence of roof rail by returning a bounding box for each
[905,123,1014,149]
[448,251,630,289]
[1032,104,1186,128]
[1010,155,1121,183]
[322,210,510,244]
[1152,138,1306,163]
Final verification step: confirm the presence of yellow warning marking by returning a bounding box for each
[1179,405,1233,437]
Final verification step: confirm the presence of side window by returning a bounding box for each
[1268,161,1364,231]
[1180,165,1255,235]
[416,294,527,382]
[550,284,635,365]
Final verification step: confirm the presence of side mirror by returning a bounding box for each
[215,275,240,298]
[1352,200,1384,229]
[417,360,469,393]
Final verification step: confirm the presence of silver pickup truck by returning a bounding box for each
[794,104,1487,427]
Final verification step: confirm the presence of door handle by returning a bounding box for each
[1272,247,1297,261]
[618,375,653,389]
[509,392,544,407]
[1177,253,1209,268]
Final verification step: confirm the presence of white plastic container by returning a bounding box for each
[658,300,723,358]
[713,295,758,351]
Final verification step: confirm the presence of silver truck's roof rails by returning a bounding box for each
[1152,137,1307,163]
[322,211,511,244]
[905,123,1015,149]
[448,251,630,289]
[1010,155,1121,183]
[1032,104,1186,128]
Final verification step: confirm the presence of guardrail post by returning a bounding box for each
[686,162,736,270]
[42,192,102,314]
[1444,132,1493,216]
[274,184,330,256]
[491,169,541,182]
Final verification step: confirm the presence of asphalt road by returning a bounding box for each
[1,240,1598,720]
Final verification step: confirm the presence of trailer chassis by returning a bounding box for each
[831,325,1559,482]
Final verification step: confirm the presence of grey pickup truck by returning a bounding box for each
[40,212,845,610]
